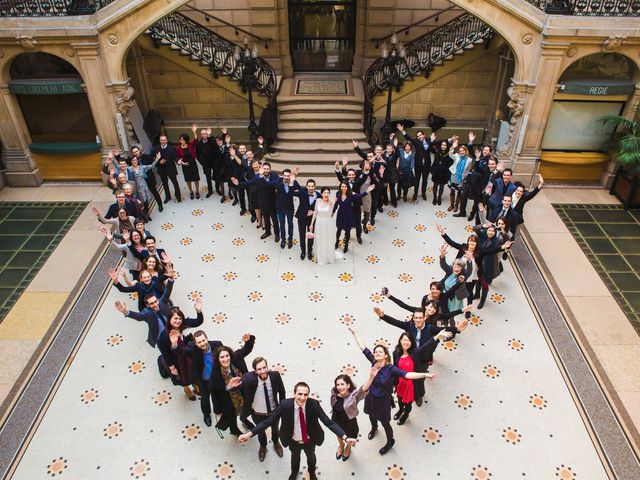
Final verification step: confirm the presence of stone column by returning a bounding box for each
[484,48,513,140]
[0,84,42,186]
[276,0,293,77]
[351,0,369,78]
[127,44,151,114]
[510,43,567,177]
[73,42,121,161]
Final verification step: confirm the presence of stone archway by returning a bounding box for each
[537,51,640,184]
[7,52,102,180]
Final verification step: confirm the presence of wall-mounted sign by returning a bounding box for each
[558,79,635,96]
[8,78,83,95]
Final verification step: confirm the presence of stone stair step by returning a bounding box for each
[278,96,364,106]
[273,142,365,153]
[278,103,363,113]
[265,152,364,163]
[277,131,366,141]
[265,155,363,166]
[279,122,364,132]
[278,112,362,122]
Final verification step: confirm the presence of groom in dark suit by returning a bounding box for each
[292,179,320,261]
[239,382,356,480]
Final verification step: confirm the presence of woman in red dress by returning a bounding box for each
[392,331,448,425]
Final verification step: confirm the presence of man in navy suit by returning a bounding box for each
[488,168,516,213]
[275,168,299,249]
[233,162,280,241]
[488,194,519,233]
[239,382,356,480]
[292,179,320,261]
[113,280,174,349]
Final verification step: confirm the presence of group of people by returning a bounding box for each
[94,123,544,479]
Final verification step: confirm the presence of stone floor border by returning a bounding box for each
[512,230,640,480]
[0,244,118,480]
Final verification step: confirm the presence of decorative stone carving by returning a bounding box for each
[521,33,533,45]
[566,47,577,58]
[16,36,38,50]
[107,33,119,46]
[0,49,4,58]
[497,84,526,162]
[114,86,137,145]
[64,48,75,57]
[602,35,626,53]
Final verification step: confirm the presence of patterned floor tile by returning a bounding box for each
[10,194,607,479]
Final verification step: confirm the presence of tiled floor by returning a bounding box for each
[7,192,608,479]
[0,201,87,322]
[553,204,640,330]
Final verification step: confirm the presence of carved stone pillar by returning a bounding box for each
[107,81,138,150]
[496,82,528,165]
[73,42,121,163]
[510,43,567,178]
[0,84,42,187]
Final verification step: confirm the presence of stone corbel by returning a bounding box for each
[15,36,38,50]
[602,35,626,53]
[496,83,527,164]
[109,82,138,147]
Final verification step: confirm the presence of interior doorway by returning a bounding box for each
[288,0,357,72]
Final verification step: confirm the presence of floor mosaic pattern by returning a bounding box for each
[0,201,87,322]
[9,194,608,479]
[553,203,640,331]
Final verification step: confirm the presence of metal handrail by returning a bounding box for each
[362,13,494,144]
[371,5,458,46]
[146,11,278,133]
[181,3,273,47]
[528,0,640,15]
[0,0,115,16]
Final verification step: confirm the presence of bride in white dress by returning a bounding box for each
[309,187,336,265]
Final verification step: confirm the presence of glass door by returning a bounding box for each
[288,0,357,72]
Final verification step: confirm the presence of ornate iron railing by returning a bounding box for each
[363,13,493,144]
[529,0,640,15]
[0,0,116,16]
[146,12,278,128]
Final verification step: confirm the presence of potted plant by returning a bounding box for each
[599,115,640,209]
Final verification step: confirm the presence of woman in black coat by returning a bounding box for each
[430,140,453,205]
[157,301,204,399]
[209,334,255,435]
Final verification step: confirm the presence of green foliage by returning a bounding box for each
[599,115,640,180]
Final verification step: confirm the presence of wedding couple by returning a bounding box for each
[308,182,375,265]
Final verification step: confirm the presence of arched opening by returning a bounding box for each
[539,52,638,183]
[8,52,101,180]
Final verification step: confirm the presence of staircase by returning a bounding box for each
[364,12,494,144]
[265,78,368,185]
[145,11,278,117]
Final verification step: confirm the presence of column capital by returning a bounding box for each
[69,41,100,56]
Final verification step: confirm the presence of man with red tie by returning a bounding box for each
[239,382,357,480]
